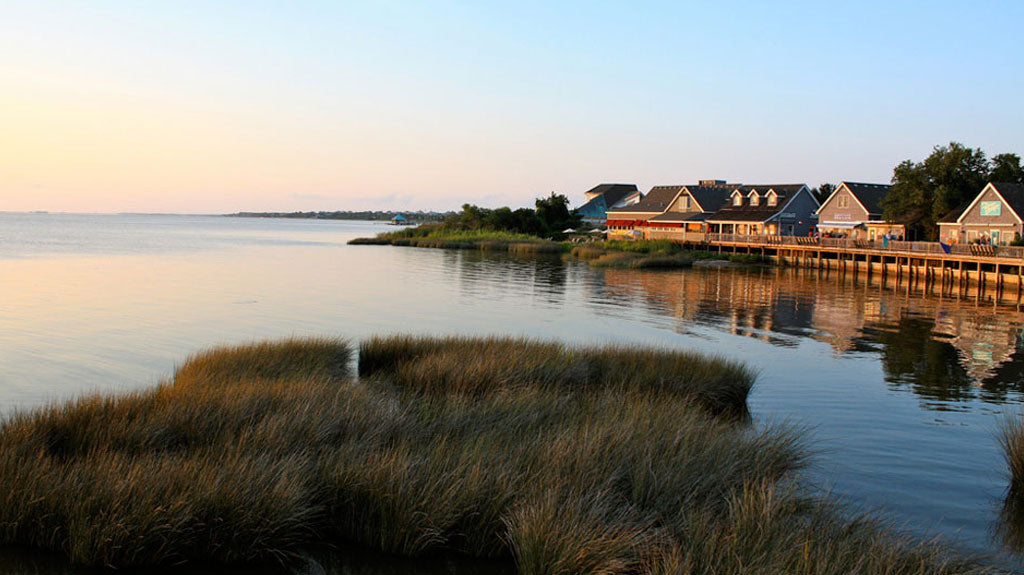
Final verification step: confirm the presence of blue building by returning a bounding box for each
[575,183,642,224]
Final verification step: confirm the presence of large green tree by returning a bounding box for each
[991,153,1024,184]
[881,142,991,240]
[534,192,581,233]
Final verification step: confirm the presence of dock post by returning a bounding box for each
[997,264,1002,300]
[1018,264,1023,303]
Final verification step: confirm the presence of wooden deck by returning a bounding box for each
[645,231,1024,300]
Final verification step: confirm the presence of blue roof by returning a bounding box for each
[576,195,609,219]
[392,214,407,220]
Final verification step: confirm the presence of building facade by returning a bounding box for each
[938,182,1024,245]
[641,183,738,237]
[605,185,684,239]
[816,182,904,240]
[704,184,818,236]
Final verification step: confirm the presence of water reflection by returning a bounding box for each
[998,496,1024,555]
[594,265,1024,410]
[6,215,1024,566]
[452,251,568,306]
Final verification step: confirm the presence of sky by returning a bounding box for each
[1,1,1022,213]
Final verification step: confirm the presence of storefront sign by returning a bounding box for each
[980,201,1002,216]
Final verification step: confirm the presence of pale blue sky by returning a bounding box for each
[1,1,1021,212]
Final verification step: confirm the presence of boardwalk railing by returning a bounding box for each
[642,230,1024,260]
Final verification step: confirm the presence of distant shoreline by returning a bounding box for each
[227,210,453,222]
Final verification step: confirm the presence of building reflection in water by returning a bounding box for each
[598,264,1024,409]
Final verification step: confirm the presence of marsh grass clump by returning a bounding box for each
[629,254,693,269]
[173,337,351,385]
[1001,418,1024,498]
[0,338,352,567]
[358,335,753,416]
[348,229,566,256]
[507,242,564,255]
[569,245,606,260]
[345,236,392,245]
[0,336,989,573]
[587,252,693,270]
[589,251,644,268]
[598,239,682,254]
[998,417,1024,551]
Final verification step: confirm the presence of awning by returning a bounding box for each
[818,221,863,229]
[605,219,639,227]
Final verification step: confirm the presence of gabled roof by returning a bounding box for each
[819,182,891,216]
[582,183,639,207]
[608,185,683,214]
[954,182,1024,224]
[683,186,737,212]
[706,184,811,223]
[993,182,1024,221]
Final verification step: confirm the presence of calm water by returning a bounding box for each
[4,213,1024,570]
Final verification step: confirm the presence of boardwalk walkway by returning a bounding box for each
[639,231,1024,298]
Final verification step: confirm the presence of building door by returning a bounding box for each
[992,230,1000,245]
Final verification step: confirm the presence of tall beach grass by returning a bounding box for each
[0,337,988,573]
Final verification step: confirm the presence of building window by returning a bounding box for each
[750,193,759,206]
[767,194,777,207]
[733,194,742,206]
[837,195,849,209]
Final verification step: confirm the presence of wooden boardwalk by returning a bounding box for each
[643,231,1024,301]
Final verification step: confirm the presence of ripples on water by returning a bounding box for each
[3,213,1024,570]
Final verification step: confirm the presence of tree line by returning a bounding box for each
[441,192,582,236]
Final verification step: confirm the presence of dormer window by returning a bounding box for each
[749,193,759,207]
[732,192,743,206]
[767,192,777,207]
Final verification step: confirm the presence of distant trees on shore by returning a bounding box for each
[229,210,452,222]
[442,192,581,236]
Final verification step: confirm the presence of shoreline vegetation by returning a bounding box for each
[346,194,762,268]
[0,337,989,573]
[348,226,766,269]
